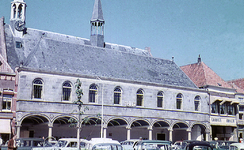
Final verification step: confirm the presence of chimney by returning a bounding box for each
[198,54,201,63]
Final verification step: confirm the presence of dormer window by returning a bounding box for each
[16,41,22,48]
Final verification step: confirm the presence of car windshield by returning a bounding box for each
[92,144,123,150]
[141,142,171,150]
[192,146,212,150]
[57,140,67,147]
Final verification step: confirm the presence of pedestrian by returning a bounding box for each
[8,135,16,150]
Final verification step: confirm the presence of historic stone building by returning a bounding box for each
[228,79,244,141]
[181,56,240,141]
[0,0,211,142]
[0,16,17,143]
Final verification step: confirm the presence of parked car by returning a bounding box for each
[120,139,139,150]
[85,138,122,150]
[172,141,183,150]
[229,143,244,150]
[1,138,44,150]
[184,141,212,150]
[133,140,171,150]
[32,138,88,150]
[217,141,237,150]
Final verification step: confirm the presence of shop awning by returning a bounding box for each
[0,119,11,134]
[210,96,239,105]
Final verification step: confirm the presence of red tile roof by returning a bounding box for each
[228,78,244,93]
[180,61,233,88]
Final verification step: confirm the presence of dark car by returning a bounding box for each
[1,138,44,150]
[184,141,213,150]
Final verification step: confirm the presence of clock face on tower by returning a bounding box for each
[15,20,25,31]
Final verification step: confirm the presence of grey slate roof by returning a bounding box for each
[4,25,197,89]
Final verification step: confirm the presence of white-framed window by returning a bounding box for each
[157,91,164,108]
[194,95,201,111]
[176,93,183,109]
[114,87,122,104]
[89,84,98,103]
[33,78,43,99]
[136,89,144,106]
[62,81,72,101]
[2,94,12,111]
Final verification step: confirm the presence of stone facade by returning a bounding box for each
[0,0,212,143]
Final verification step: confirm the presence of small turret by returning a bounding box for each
[10,0,26,37]
[90,0,105,47]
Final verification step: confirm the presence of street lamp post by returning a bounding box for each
[97,77,104,138]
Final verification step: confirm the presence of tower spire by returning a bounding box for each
[90,0,105,47]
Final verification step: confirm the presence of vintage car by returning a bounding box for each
[217,141,237,150]
[85,138,122,150]
[184,141,212,150]
[120,139,139,150]
[1,138,44,150]
[172,141,183,150]
[133,140,171,150]
[32,138,88,150]
[229,143,244,150]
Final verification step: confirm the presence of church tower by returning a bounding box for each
[10,0,26,37]
[90,0,105,47]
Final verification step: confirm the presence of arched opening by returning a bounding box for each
[20,115,49,138]
[130,120,149,140]
[191,124,206,141]
[52,116,77,140]
[107,118,128,141]
[153,121,170,140]
[172,122,188,142]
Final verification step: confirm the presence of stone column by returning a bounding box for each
[187,128,191,140]
[168,128,173,142]
[16,125,21,139]
[148,126,153,140]
[103,127,107,138]
[48,123,53,141]
[127,127,131,140]
[205,131,210,141]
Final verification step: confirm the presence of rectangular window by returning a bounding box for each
[176,99,181,109]
[195,101,200,111]
[220,104,226,114]
[157,97,163,107]
[89,90,96,103]
[34,85,42,98]
[227,103,234,115]
[63,88,71,101]
[239,114,243,120]
[240,106,244,111]
[137,95,143,106]
[114,93,121,104]
[2,94,12,111]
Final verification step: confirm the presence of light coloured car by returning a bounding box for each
[32,138,88,150]
[133,140,171,150]
[120,139,139,150]
[85,138,122,150]
[172,141,183,150]
[229,143,244,150]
